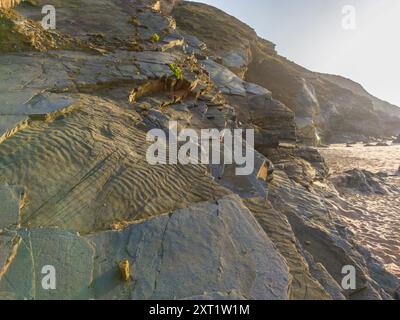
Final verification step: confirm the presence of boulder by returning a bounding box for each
[332,169,387,195]
[376,142,389,147]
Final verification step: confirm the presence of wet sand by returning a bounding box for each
[320,143,400,276]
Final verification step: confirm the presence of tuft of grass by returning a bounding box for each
[150,33,160,42]
[22,0,39,7]
[168,63,182,80]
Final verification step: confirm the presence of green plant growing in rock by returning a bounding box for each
[150,33,160,42]
[22,0,39,6]
[168,63,182,80]
[139,102,151,111]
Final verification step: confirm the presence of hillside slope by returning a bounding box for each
[172,1,400,144]
[318,73,400,118]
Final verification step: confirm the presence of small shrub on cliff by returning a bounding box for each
[150,33,160,42]
[168,63,182,80]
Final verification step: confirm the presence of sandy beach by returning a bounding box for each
[320,143,400,276]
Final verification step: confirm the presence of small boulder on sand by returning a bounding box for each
[332,169,387,195]
[376,142,389,147]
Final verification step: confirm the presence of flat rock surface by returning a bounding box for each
[0,94,229,234]
[202,59,247,96]
[0,196,290,300]
[87,195,290,300]
[0,115,28,143]
[0,184,22,229]
[0,228,94,300]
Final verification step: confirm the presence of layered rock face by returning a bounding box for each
[0,0,21,9]
[172,2,400,144]
[0,0,399,300]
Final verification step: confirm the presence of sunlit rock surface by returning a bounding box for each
[0,0,398,300]
[172,1,400,144]
[0,196,291,300]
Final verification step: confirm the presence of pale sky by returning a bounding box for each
[194,0,400,107]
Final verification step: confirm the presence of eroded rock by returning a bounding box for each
[0,0,397,301]
[0,184,23,229]
[0,228,94,300]
[0,115,29,144]
[88,195,290,300]
[1,196,291,300]
[332,169,388,195]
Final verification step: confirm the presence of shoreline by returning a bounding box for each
[320,144,400,277]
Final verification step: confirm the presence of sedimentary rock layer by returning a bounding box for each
[0,0,398,300]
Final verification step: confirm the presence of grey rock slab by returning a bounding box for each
[357,245,400,298]
[182,33,207,51]
[0,50,178,96]
[209,149,270,199]
[137,11,175,41]
[244,82,271,96]
[160,32,185,51]
[0,92,76,119]
[137,62,174,79]
[331,169,389,195]
[303,250,346,300]
[202,59,272,98]
[0,228,95,300]
[129,51,179,65]
[269,170,332,221]
[17,0,137,45]
[87,195,290,300]
[0,184,23,229]
[0,230,31,298]
[269,170,395,299]
[0,54,77,122]
[0,231,20,281]
[221,50,248,73]
[133,52,178,78]
[0,50,185,123]
[201,60,246,96]
[0,55,73,92]
[0,56,42,91]
[0,115,29,144]
[182,33,208,59]
[57,50,177,84]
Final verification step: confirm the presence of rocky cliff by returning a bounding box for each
[172,1,400,144]
[0,0,399,300]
